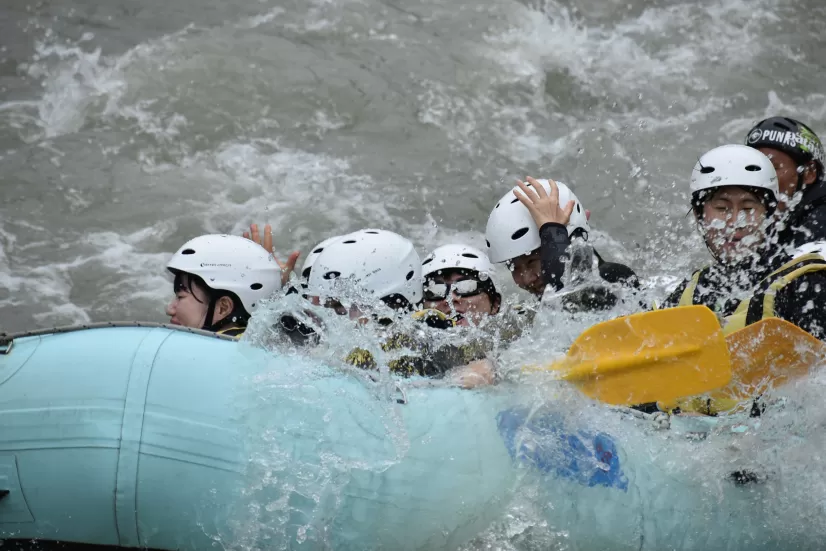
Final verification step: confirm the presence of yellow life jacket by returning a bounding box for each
[720,253,826,336]
[662,253,826,415]
[215,326,245,338]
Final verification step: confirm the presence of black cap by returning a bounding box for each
[745,116,824,174]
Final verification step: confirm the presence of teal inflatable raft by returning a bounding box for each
[0,324,518,550]
[0,324,819,550]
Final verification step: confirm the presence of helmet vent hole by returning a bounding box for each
[485,239,491,247]
[406,270,415,281]
[323,271,341,280]
[302,267,312,278]
[313,247,324,254]
[510,197,519,204]
[182,249,196,255]
[342,240,357,244]
[511,228,529,240]
[422,258,433,265]
[461,253,478,259]
[365,231,379,234]
[576,204,581,213]
[745,164,762,172]
[495,202,500,209]
[250,283,263,290]
[700,166,715,174]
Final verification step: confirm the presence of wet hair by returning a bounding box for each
[690,186,777,220]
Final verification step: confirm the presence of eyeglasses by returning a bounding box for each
[423,278,485,301]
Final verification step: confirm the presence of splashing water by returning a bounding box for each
[4,0,826,547]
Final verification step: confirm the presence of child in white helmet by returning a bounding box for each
[657,144,826,416]
[165,235,283,338]
[660,144,826,326]
[421,244,501,326]
[418,244,505,387]
[485,177,639,311]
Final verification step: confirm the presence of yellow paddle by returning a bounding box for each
[711,318,826,404]
[529,305,732,405]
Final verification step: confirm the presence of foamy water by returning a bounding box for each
[2,0,826,547]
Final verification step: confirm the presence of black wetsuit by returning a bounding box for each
[777,180,826,248]
[538,222,640,311]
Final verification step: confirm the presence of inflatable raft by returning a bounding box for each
[0,324,820,550]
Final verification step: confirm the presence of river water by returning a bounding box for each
[2,0,825,329]
[2,1,826,549]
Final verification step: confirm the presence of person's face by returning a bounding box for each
[309,296,370,324]
[423,271,497,326]
[508,250,544,296]
[700,187,768,263]
[758,147,817,211]
[166,274,210,328]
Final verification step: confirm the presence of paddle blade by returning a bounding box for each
[558,305,731,405]
[712,318,826,403]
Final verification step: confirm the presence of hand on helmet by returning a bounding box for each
[514,177,575,229]
[242,223,300,287]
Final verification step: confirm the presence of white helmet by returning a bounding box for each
[690,144,778,199]
[167,234,282,314]
[300,235,344,281]
[485,179,590,264]
[422,244,497,286]
[306,229,423,308]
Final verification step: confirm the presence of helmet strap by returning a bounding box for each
[201,295,220,332]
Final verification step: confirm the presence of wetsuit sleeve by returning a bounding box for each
[596,259,640,288]
[796,201,826,243]
[772,271,826,341]
[538,222,570,291]
[428,342,488,373]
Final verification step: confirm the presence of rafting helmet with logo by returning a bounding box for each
[745,116,825,185]
[167,234,283,328]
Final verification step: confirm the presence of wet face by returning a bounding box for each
[758,147,816,211]
[166,273,211,328]
[309,295,370,324]
[423,271,498,326]
[508,250,544,297]
[700,187,768,264]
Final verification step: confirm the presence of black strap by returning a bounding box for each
[744,258,826,326]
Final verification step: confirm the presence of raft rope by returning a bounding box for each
[0,322,412,405]
[0,321,238,354]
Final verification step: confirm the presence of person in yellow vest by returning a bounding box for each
[165,234,283,338]
[658,144,826,415]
